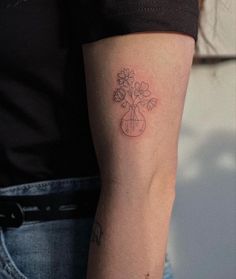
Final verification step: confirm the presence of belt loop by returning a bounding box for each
[0,201,24,228]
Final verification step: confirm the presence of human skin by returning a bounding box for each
[82,33,195,279]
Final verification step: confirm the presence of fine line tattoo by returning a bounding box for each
[113,68,158,137]
[91,220,103,246]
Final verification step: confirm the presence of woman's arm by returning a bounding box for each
[82,33,195,279]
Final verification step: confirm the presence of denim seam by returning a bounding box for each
[0,230,28,279]
[0,176,101,195]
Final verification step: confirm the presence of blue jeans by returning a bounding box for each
[0,177,174,279]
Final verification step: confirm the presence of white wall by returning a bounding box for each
[168,60,236,279]
[198,0,236,56]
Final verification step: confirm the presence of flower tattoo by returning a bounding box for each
[117,68,135,87]
[113,88,126,102]
[113,68,158,137]
[134,81,151,98]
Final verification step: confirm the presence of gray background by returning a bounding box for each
[167,61,236,278]
[167,2,236,278]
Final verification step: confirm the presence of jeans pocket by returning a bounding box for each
[0,228,28,279]
[0,218,95,279]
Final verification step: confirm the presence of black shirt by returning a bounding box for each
[0,0,199,188]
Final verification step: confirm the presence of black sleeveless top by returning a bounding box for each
[0,0,199,188]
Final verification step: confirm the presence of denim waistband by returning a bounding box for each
[0,176,102,197]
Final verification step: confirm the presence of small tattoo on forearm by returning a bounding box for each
[91,220,103,246]
[113,68,158,137]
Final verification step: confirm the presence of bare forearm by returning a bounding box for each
[83,33,194,279]
[88,179,175,279]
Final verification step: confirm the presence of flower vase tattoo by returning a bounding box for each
[113,68,158,137]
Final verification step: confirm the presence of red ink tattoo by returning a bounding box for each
[113,68,158,137]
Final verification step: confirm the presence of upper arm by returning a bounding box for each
[82,33,195,193]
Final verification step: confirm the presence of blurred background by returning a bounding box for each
[167,0,236,278]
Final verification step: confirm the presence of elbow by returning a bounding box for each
[147,168,177,201]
